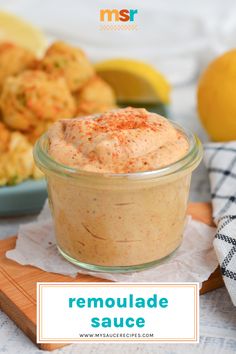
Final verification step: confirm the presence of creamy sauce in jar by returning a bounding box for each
[41,108,195,270]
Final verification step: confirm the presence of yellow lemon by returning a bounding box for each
[197,49,236,141]
[95,58,170,105]
[0,11,46,56]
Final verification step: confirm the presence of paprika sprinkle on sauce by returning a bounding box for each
[48,107,189,173]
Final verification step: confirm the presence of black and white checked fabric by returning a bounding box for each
[204,142,236,305]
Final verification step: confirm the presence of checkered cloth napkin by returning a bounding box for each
[204,141,236,306]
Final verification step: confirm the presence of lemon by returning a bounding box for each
[0,11,46,56]
[95,58,170,104]
[197,49,236,141]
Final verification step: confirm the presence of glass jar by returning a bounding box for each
[34,121,202,272]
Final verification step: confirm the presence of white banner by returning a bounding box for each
[37,282,199,343]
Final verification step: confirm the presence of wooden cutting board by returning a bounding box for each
[0,202,224,351]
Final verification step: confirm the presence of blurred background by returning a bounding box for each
[2,0,236,84]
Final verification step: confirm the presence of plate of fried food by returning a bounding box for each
[0,12,117,216]
[0,12,170,216]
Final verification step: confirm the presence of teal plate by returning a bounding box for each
[0,179,47,217]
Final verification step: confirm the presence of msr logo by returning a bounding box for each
[100,9,138,22]
[99,9,138,31]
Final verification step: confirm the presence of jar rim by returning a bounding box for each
[33,120,203,181]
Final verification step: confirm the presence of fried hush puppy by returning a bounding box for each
[36,41,94,92]
[74,76,116,116]
[0,70,76,142]
[0,42,35,90]
[0,122,42,186]
[0,41,117,186]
